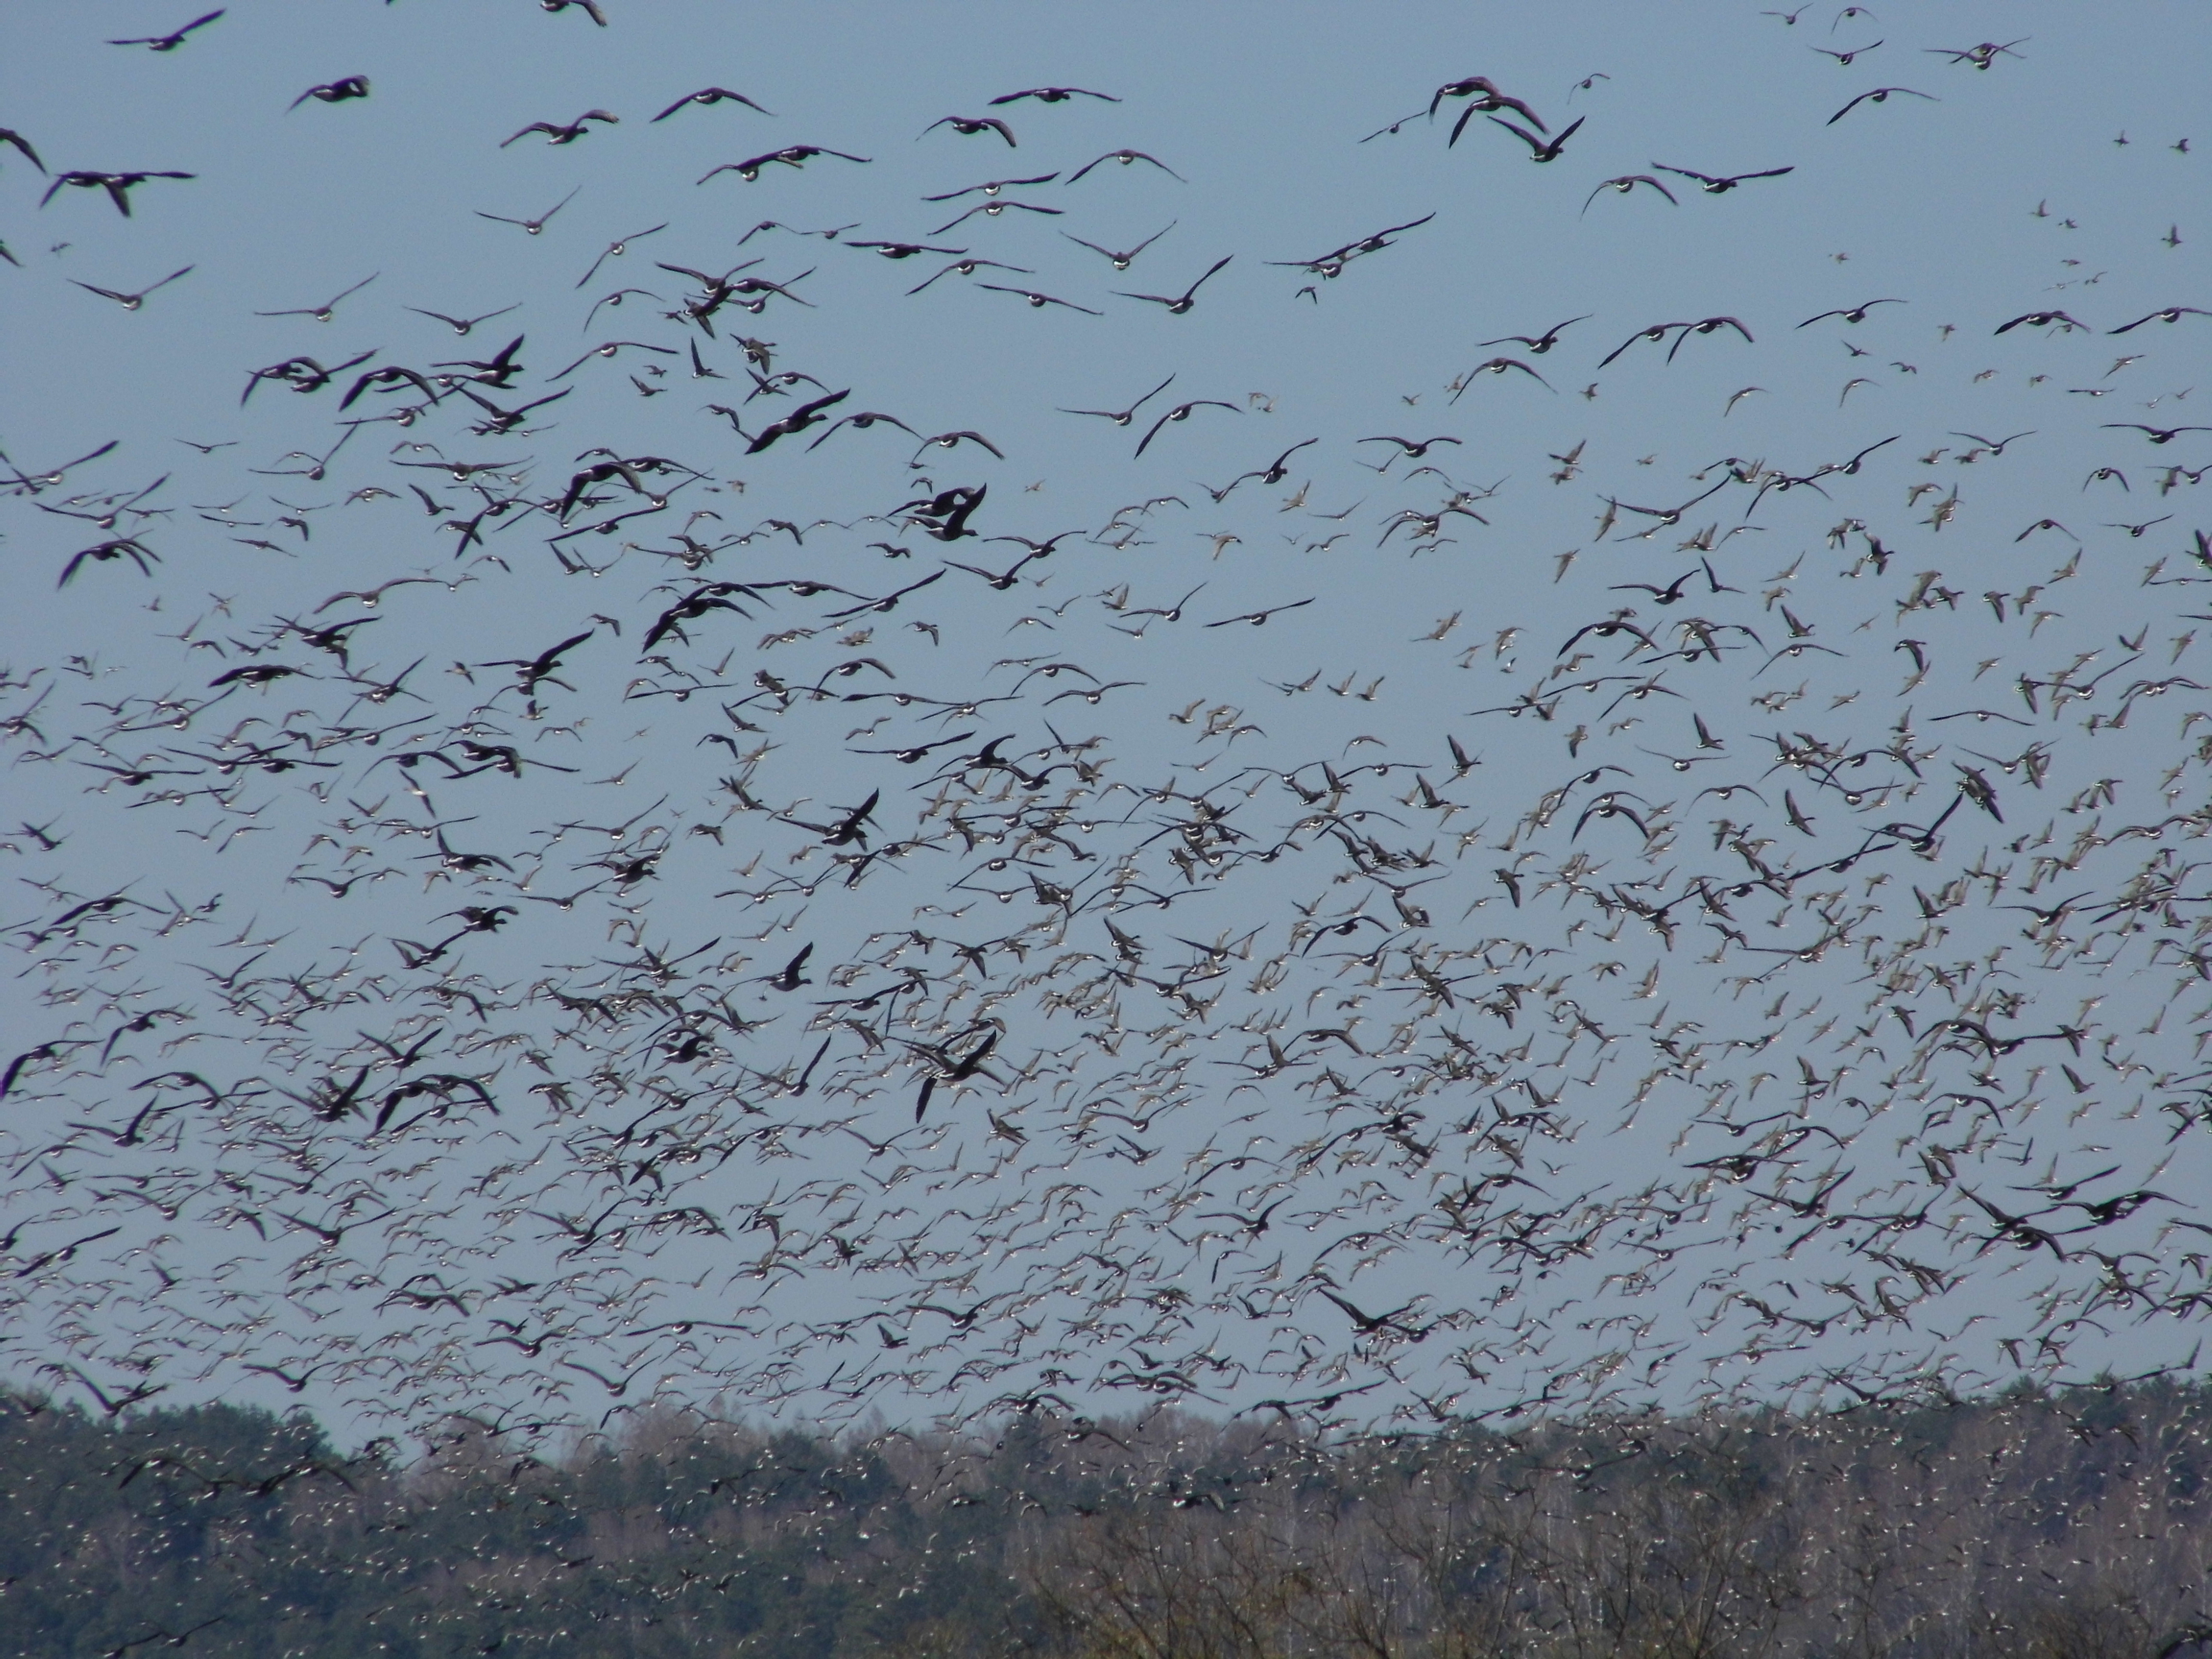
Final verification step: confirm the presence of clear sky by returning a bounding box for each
[2,2,2208,1445]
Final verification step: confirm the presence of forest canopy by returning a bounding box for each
[3,1381,2210,1659]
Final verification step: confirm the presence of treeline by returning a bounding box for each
[5,1380,2212,1657]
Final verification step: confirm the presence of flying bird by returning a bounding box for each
[698,147,871,184]
[1428,76,1549,144]
[254,273,377,322]
[59,538,160,587]
[2104,424,2211,445]
[1827,86,1936,123]
[502,111,618,146]
[1798,299,1904,326]
[923,116,1017,146]
[802,409,917,450]
[0,127,45,173]
[1926,39,2028,69]
[651,87,773,120]
[289,76,371,110]
[929,199,1064,235]
[1135,398,1238,457]
[1359,435,1462,457]
[1652,162,1796,192]
[2110,306,2209,334]
[922,173,1060,202]
[1117,254,1232,314]
[906,257,1033,295]
[975,284,1102,315]
[39,170,195,216]
[1063,223,1175,269]
[69,265,193,311]
[1583,175,1678,213]
[1066,149,1186,183]
[989,86,1119,105]
[107,9,224,48]
[1489,115,1584,161]
[1059,374,1175,427]
[1476,317,1588,354]
[911,430,1005,462]
[475,186,580,235]
[849,240,967,260]
[1452,357,1555,397]
[405,303,519,335]
[1206,598,1314,627]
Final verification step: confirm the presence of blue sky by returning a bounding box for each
[2,2,2208,1443]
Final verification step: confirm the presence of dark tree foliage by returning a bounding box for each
[5,1382,2212,1658]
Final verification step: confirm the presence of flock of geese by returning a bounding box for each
[0,3,2208,1448]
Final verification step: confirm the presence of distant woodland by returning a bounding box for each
[5,1380,2212,1657]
